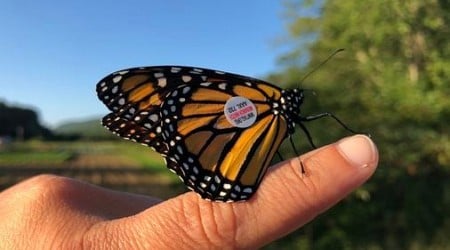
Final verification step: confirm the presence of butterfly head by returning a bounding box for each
[278,88,305,133]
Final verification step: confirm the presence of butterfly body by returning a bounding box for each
[97,66,317,201]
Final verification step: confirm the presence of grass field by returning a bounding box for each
[0,139,166,169]
[0,151,71,165]
[0,139,184,198]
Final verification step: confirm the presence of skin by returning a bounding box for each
[0,135,378,249]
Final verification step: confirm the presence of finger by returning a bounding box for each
[0,175,162,219]
[97,135,378,249]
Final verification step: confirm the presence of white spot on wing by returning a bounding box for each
[149,114,158,122]
[171,67,181,73]
[182,75,192,82]
[158,78,167,87]
[182,86,191,94]
[218,83,227,90]
[177,146,183,154]
[113,75,122,83]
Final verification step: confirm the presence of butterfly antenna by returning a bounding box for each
[299,48,345,84]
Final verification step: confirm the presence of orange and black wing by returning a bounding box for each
[156,69,289,201]
[96,66,210,153]
[96,66,291,201]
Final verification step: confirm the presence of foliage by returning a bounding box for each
[0,101,114,141]
[0,102,52,140]
[267,0,450,249]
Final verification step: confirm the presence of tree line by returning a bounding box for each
[0,102,52,140]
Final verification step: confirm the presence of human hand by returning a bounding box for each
[0,135,378,249]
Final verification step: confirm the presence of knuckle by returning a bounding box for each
[9,174,82,218]
[0,175,74,248]
[14,174,66,203]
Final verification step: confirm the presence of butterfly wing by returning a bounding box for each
[96,66,202,153]
[96,66,289,201]
[157,70,288,201]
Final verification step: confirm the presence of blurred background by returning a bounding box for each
[1,0,448,249]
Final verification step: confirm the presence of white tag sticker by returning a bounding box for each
[224,96,257,128]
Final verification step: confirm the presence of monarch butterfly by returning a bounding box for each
[96,66,356,202]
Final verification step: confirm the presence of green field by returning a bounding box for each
[0,139,184,199]
[0,140,165,169]
[0,150,71,165]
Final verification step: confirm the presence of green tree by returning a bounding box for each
[267,0,449,249]
[0,102,52,140]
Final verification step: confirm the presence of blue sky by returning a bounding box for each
[0,1,292,127]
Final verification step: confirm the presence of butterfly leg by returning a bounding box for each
[289,136,306,174]
[289,135,300,155]
[300,112,359,134]
[276,151,284,161]
[299,160,306,175]
[296,122,317,149]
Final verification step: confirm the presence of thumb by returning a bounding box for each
[94,135,378,249]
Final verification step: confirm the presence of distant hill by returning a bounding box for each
[55,118,115,139]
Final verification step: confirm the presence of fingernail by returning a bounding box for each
[337,135,378,168]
